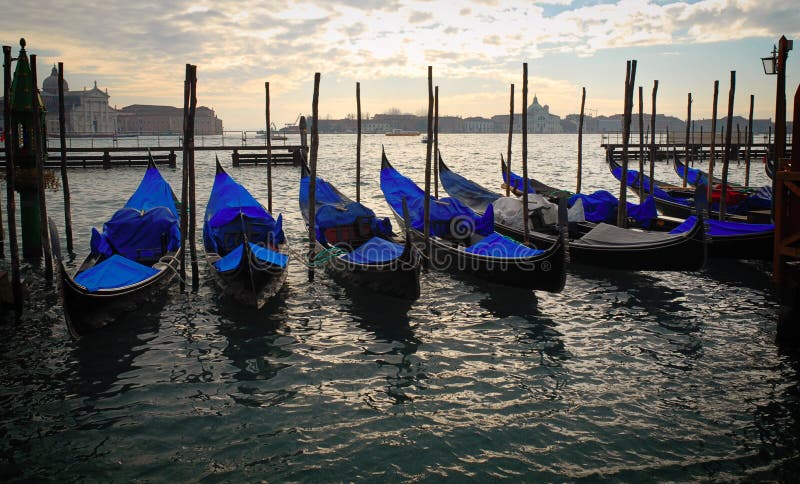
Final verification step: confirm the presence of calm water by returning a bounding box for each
[1,134,798,481]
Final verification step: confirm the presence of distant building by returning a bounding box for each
[40,65,117,135]
[491,95,563,133]
[463,116,494,133]
[116,104,222,135]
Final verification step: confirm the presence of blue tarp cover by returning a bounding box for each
[299,176,393,244]
[674,161,709,187]
[611,166,693,206]
[213,242,288,272]
[381,165,493,237]
[90,166,180,260]
[669,215,774,237]
[464,232,544,258]
[204,170,283,254]
[439,164,500,213]
[568,190,658,228]
[340,236,406,264]
[74,254,159,292]
[502,169,537,193]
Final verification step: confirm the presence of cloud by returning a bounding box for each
[408,10,433,24]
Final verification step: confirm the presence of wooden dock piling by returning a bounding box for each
[505,83,514,197]
[707,81,719,205]
[179,65,190,292]
[521,63,530,244]
[637,86,644,200]
[57,62,73,253]
[434,85,439,199]
[577,86,585,194]
[423,66,433,260]
[188,65,199,292]
[356,82,361,203]
[30,54,53,283]
[3,44,22,316]
[682,93,692,187]
[745,94,754,186]
[265,81,273,213]
[308,75,320,282]
[720,71,736,220]
[616,60,636,228]
[650,81,658,186]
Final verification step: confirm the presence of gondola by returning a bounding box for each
[55,158,181,337]
[440,155,707,271]
[203,159,289,308]
[380,150,566,292]
[299,161,421,299]
[672,155,727,188]
[606,149,774,259]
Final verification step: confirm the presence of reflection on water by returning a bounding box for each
[0,134,794,481]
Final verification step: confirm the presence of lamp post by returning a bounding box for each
[762,36,792,219]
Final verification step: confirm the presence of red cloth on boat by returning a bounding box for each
[709,184,747,205]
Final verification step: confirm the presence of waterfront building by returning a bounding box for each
[463,116,495,133]
[116,104,223,135]
[40,65,117,135]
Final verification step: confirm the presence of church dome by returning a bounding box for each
[42,65,68,93]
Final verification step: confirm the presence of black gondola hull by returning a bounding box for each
[206,244,289,309]
[58,251,180,338]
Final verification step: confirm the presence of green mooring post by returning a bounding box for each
[9,39,45,259]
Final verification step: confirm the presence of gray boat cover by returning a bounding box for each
[493,195,585,228]
[575,222,685,246]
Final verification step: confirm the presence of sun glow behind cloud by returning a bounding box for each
[1,0,798,127]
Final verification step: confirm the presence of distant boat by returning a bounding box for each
[421,136,428,143]
[255,130,287,141]
[385,130,420,137]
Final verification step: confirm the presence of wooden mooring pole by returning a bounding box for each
[745,94,754,187]
[355,82,361,203]
[433,85,439,198]
[617,60,636,228]
[188,64,199,292]
[423,66,434,260]
[521,63,530,244]
[682,93,692,187]
[577,86,586,194]
[57,62,73,253]
[506,83,514,197]
[719,71,735,220]
[265,81,273,212]
[637,86,644,200]
[433,86,439,199]
[30,55,53,283]
[179,64,190,292]
[650,81,658,188]
[707,80,719,205]
[308,75,320,282]
[3,44,22,316]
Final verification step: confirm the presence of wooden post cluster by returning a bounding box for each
[505,83,514,197]
[308,74,320,282]
[57,62,73,253]
[423,66,434,260]
[521,63,530,244]
[179,63,199,292]
[265,81,273,213]
[356,82,361,203]
[3,44,22,316]
[616,60,637,228]
[30,54,53,283]
[649,81,658,188]
[719,71,736,220]
[577,86,586,194]
[707,81,719,205]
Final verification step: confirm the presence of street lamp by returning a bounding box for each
[762,45,777,75]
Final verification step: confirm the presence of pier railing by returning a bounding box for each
[43,130,298,150]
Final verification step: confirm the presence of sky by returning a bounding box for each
[3,0,800,129]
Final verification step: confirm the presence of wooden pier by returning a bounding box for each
[0,144,305,168]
